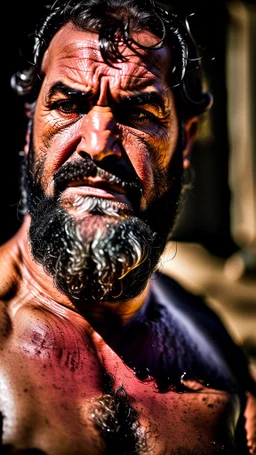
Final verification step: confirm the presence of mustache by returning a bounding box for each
[53,158,143,209]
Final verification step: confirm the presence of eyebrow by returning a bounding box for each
[48,82,169,114]
[120,93,169,115]
[48,82,93,99]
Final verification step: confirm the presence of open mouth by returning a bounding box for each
[65,178,132,207]
[55,165,142,213]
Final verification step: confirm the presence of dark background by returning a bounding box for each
[1,0,255,258]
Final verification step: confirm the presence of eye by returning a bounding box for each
[51,99,87,115]
[59,100,78,113]
[125,108,158,127]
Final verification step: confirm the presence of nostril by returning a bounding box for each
[79,151,91,160]
[78,139,122,162]
[100,154,121,164]
[93,153,123,176]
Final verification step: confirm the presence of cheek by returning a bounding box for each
[33,110,82,195]
[121,129,154,205]
[121,127,175,207]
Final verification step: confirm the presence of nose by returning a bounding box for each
[77,106,122,162]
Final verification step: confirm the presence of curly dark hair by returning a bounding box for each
[11,0,212,121]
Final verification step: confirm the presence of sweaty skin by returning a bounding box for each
[33,24,179,208]
[0,239,241,454]
[0,23,253,454]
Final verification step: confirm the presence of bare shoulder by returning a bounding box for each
[152,272,256,453]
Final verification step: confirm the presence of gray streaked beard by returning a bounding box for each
[28,191,161,304]
[24,138,183,305]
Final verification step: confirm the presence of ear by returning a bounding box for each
[182,117,199,169]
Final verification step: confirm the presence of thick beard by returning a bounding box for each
[23,150,183,306]
[29,197,160,304]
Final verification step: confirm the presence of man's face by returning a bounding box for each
[26,22,184,306]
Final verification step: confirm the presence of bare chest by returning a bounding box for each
[0,310,240,455]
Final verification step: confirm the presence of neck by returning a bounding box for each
[2,215,150,327]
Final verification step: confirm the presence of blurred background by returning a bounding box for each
[161,0,256,378]
[1,0,256,373]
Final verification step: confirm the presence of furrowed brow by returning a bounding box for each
[120,92,169,115]
[48,82,93,99]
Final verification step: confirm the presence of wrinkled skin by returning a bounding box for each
[0,23,255,455]
[32,24,179,203]
[25,23,187,306]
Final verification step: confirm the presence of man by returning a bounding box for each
[0,0,255,453]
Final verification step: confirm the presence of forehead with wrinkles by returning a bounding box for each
[41,22,172,95]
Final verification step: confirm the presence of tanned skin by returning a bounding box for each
[0,23,255,455]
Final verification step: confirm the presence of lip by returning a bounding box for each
[63,182,132,208]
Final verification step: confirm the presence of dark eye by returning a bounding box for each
[125,108,157,127]
[54,99,79,114]
[51,99,88,115]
